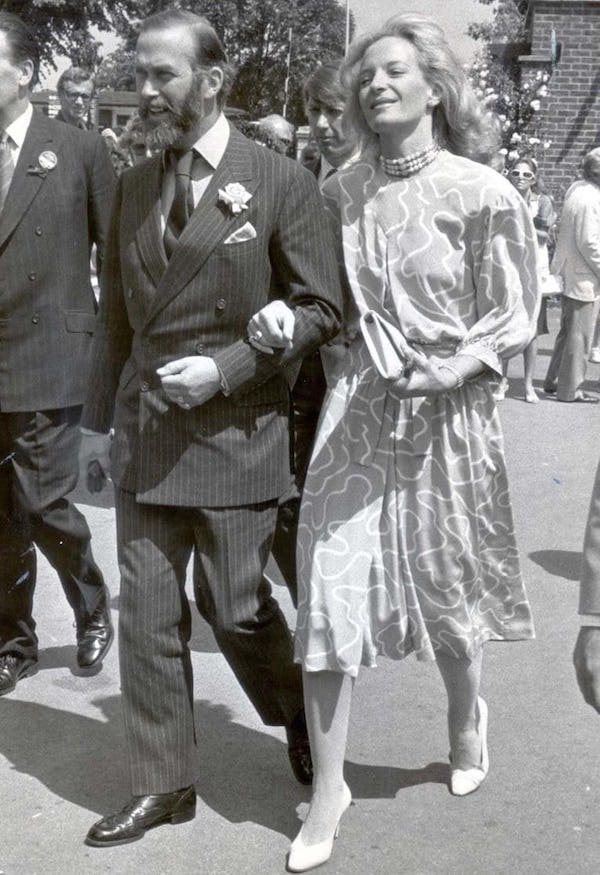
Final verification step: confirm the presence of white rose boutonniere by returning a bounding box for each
[218,182,252,215]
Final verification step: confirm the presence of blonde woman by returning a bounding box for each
[249,13,540,872]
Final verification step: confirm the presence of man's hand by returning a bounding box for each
[574,627,600,712]
[157,356,221,408]
[247,300,295,353]
[79,430,112,493]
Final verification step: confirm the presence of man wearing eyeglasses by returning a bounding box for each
[56,67,95,130]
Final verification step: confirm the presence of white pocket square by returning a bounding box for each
[223,222,257,245]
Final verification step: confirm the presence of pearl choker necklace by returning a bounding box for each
[380,143,440,178]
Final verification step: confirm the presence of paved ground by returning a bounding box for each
[2,306,600,875]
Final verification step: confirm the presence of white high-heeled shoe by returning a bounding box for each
[450,696,489,797]
[286,782,352,873]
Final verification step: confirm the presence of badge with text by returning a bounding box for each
[38,151,58,170]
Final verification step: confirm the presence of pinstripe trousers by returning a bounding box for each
[115,487,304,794]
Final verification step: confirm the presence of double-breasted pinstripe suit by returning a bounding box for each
[81,123,342,793]
[0,110,115,660]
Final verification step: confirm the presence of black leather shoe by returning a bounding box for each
[85,786,196,847]
[76,588,114,669]
[0,654,37,696]
[286,709,313,785]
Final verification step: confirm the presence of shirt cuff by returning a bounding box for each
[579,614,600,627]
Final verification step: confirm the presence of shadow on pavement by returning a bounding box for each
[344,759,449,798]
[529,549,581,580]
[0,692,447,839]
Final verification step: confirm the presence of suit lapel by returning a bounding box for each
[0,111,53,249]
[144,127,259,325]
[133,154,168,287]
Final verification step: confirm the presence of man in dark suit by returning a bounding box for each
[80,10,342,847]
[0,13,115,695]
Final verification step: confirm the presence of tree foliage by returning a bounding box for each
[95,0,353,123]
[467,0,552,164]
[0,0,138,72]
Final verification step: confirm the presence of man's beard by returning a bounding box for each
[139,79,207,150]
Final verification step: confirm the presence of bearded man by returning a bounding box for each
[79,9,342,846]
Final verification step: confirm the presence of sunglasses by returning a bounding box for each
[510,169,535,180]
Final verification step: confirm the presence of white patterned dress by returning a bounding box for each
[294,150,539,676]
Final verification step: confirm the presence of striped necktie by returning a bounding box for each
[0,130,15,213]
[164,148,194,258]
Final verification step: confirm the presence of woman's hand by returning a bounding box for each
[391,353,463,397]
[247,301,295,354]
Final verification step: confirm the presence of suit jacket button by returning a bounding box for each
[140,381,149,392]
[28,272,36,281]
[35,227,43,236]
[127,288,134,299]
[216,298,226,311]
[195,342,205,354]
[31,315,40,324]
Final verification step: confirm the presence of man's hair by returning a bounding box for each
[257,114,295,141]
[302,60,347,110]
[139,9,236,108]
[582,148,600,184]
[57,66,95,95]
[0,11,39,89]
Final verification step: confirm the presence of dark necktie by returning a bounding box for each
[164,148,194,257]
[0,130,15,214]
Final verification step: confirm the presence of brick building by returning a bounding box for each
[520,0,600,203]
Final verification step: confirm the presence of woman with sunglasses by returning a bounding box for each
[496,157,557,403]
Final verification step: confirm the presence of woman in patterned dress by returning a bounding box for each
[249,13,540,872]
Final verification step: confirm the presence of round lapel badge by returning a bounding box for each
[38,150,57,170]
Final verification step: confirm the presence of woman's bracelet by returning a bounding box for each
[438,362,464,389]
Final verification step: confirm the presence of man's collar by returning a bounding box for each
[192,113,230,170]
[4,102,33,146]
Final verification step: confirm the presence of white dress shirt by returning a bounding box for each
[3,102,33,163]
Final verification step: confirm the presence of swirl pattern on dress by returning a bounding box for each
[295,152,538,676]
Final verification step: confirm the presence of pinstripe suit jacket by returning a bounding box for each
[0,110,115,411]
[81,125,342,507]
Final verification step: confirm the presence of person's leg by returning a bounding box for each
[589,306,600,361]
[493,360,510,401]
[192,501,304,727]
[271,352,327,607]
[0,412,37,661]
[436,649,483,770]
[9,408,106,624]
[557,298,597,400]
[116,489,196,795]
[297,670,354,845]
[523,337,539,402]
[544,297,569,392]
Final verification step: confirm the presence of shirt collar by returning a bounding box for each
[4,103,33,147]
[192,113,230,170]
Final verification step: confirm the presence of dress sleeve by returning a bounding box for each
[456,187,541,374]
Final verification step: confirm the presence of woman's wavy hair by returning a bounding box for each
[342,13,500,162]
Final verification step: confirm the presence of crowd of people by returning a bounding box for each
[1,6,600,872]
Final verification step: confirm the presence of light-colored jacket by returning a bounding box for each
[551,179,600,302]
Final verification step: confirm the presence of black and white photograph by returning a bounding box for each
[0,1,599,873]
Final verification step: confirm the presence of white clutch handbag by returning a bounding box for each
[359,310,410,380]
